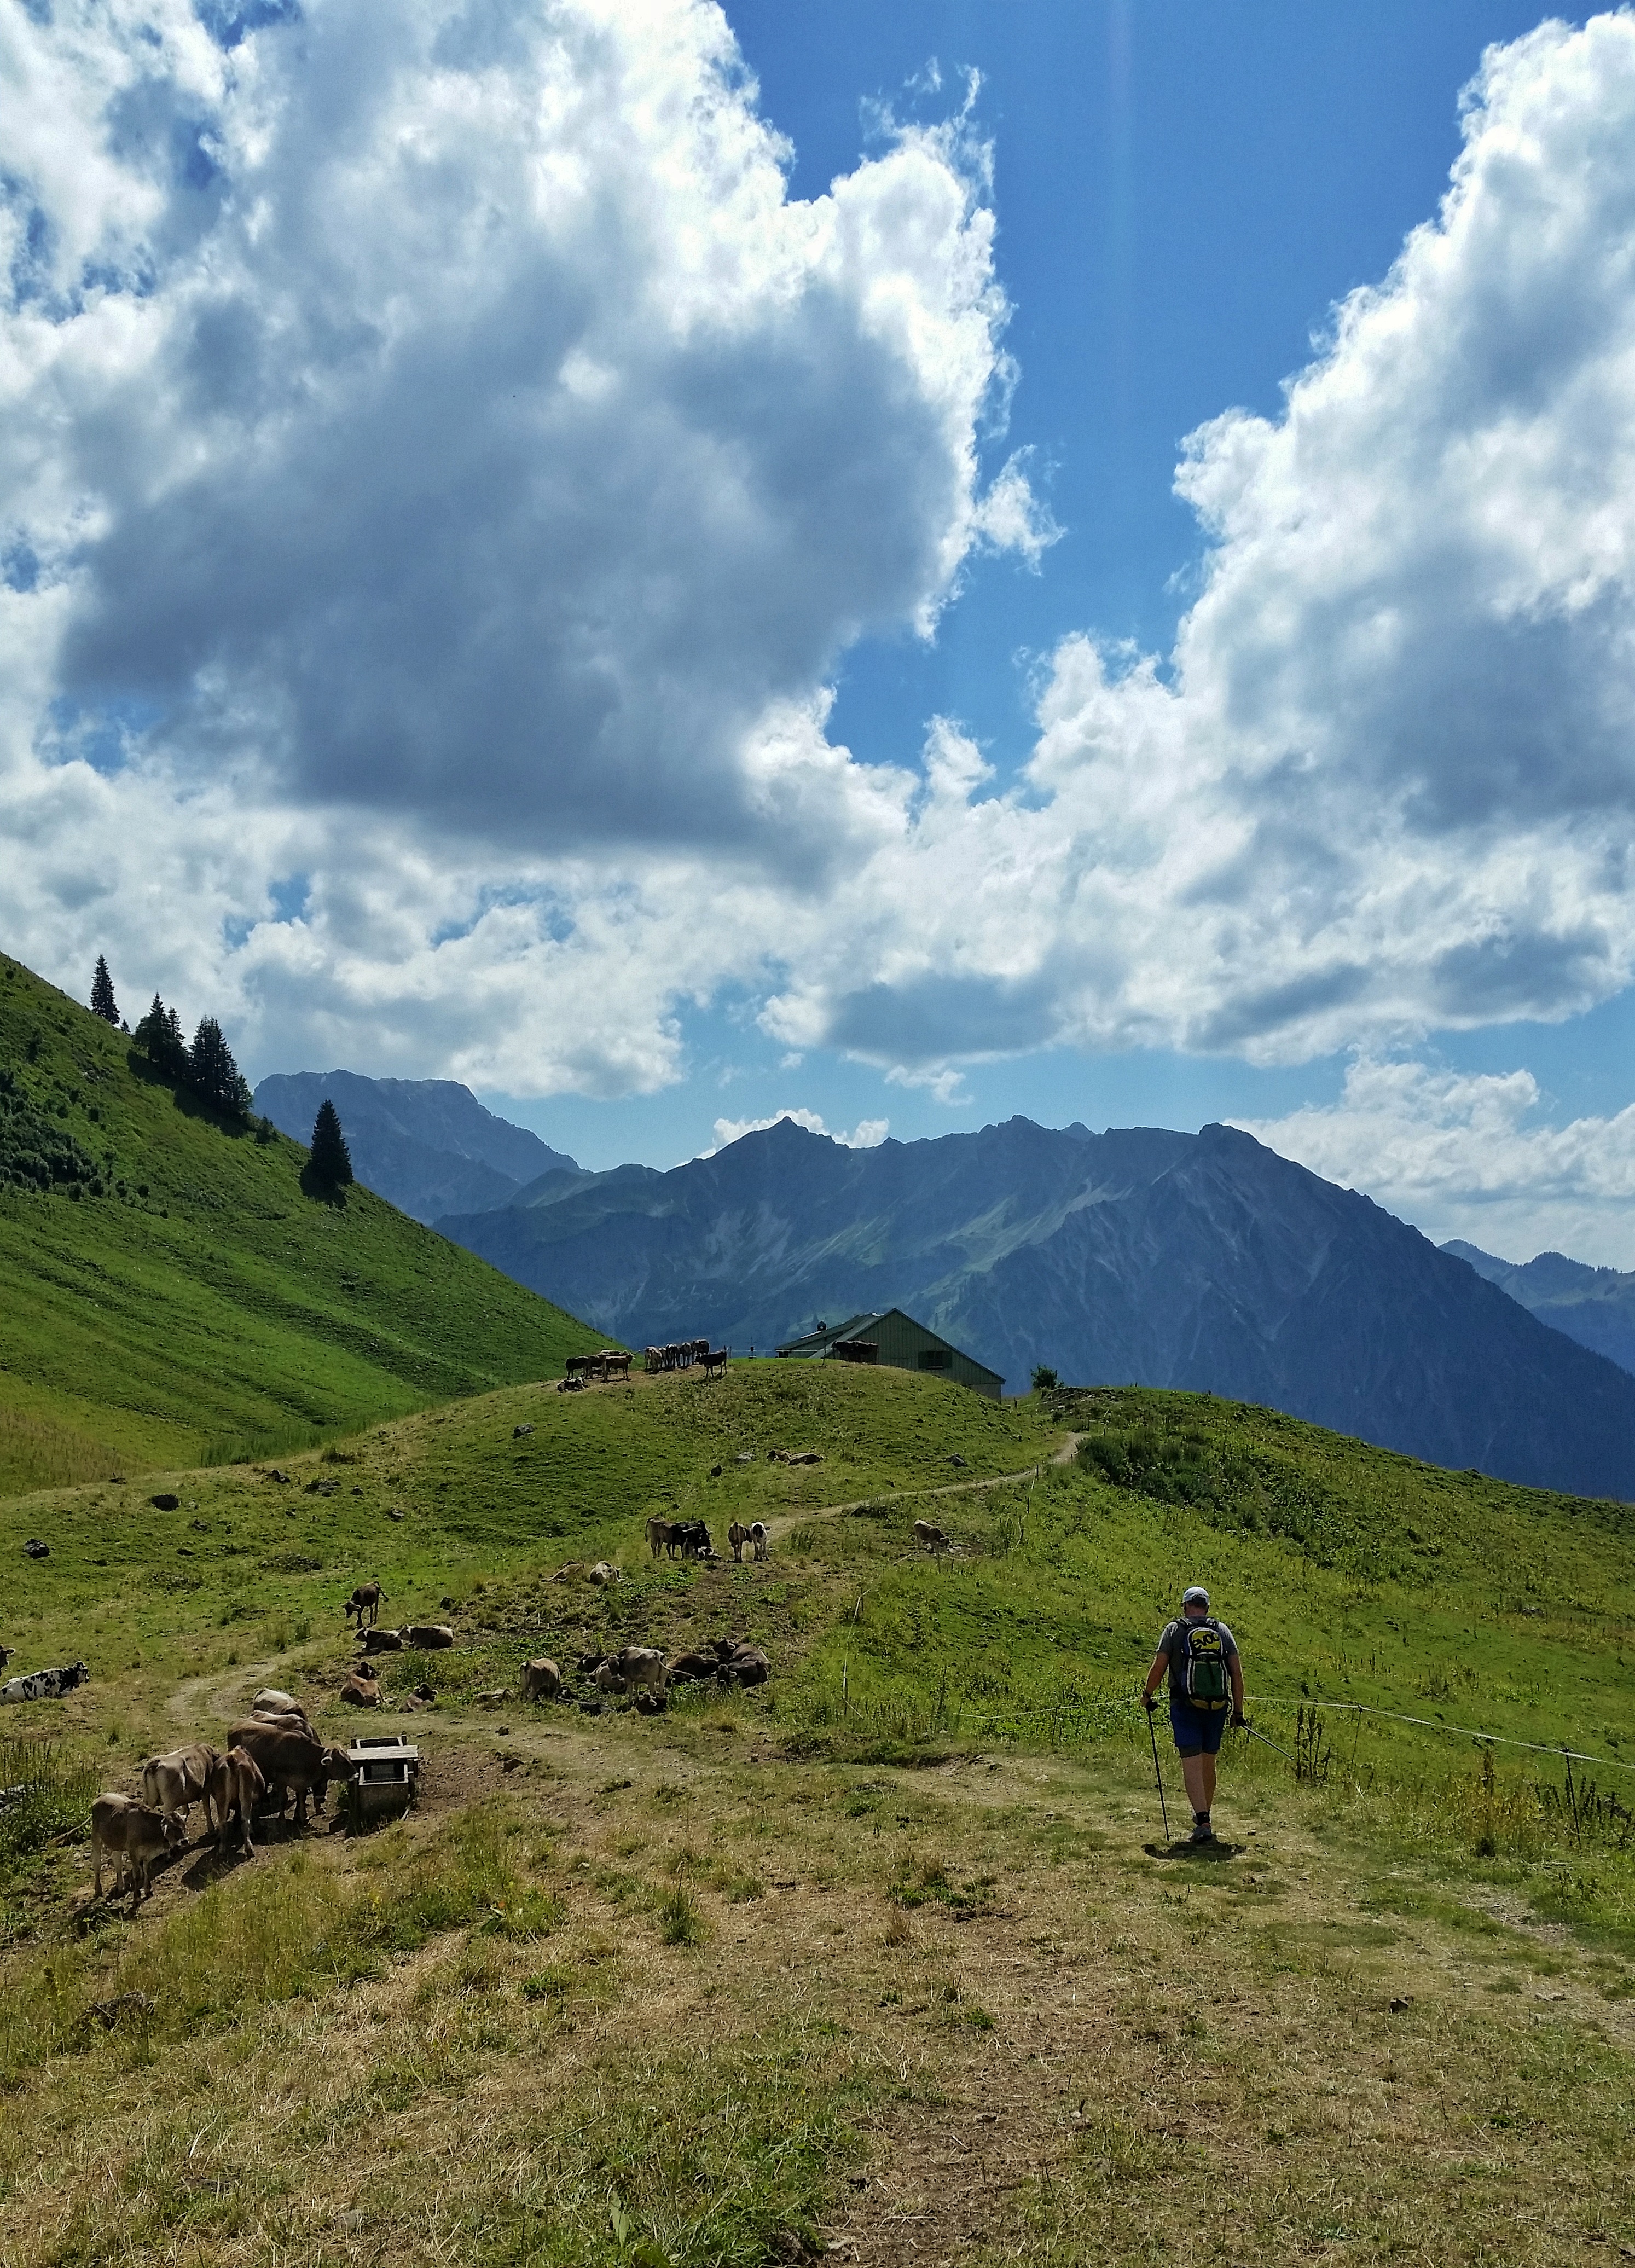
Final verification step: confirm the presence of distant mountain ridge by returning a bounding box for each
[438,1113,1635,1499]
[1442,1239,1635,1378]
[253,1070,577,1225]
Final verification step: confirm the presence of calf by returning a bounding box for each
[91,1793,183,1901]
[204,1745,268,1854]
[728,1521,751,1564]
[227,1722,353,1826]
[521,1657,561,1701]
[2,1661,90,1706]
[344,1581,385,1627]
[913,1519,950,1554]
[139,1744,221,1835]
[611,1646,668,1704]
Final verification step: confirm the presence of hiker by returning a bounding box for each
[1141,1585,1245,1843]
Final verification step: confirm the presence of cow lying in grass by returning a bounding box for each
[2,1661,90,1705]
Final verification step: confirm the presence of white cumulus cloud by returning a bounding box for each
[1238,1057,1635,1268]
[700,1106,888,1158]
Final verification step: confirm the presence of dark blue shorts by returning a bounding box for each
[1169,1699,1227,1756]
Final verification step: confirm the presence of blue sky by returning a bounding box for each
[8,0,1635,1264]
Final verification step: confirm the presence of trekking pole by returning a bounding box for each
[1238,1721,1295,1766]
[1144,1702,1170,1840]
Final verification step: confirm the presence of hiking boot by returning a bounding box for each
[1188,1817,1215,1844]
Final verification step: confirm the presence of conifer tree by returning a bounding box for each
[309,1098,353,1188]
[90,955,118,1024]
[134,993,189,1080]
[187,1017,252,1118]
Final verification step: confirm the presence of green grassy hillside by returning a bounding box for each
[0,951,607,1490]
[2,1369,1634,2264]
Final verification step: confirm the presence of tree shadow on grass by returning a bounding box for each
[299,1163,347,1208]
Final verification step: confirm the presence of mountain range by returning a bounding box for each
[1442,1240,1635,1377]
[253,1069,577,1225]
[437,1113,1635,1499]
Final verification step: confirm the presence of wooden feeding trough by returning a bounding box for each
[346,1733,420,1831]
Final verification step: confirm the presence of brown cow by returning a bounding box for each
[344,1581,385,1627]
[250,1688,308,1723]
[602,1351,633,1381]
[340,1669,381,1707]
[646,1517,679,1558]
[703,1349,728,1379]
[139,1744,221,1835]
[728,1521,751,1563]
[611,1646,668,1703]
[665,1650,720,1683]
[91,1793,183,1901]
[227,1722,353,1826]
[521,1658,561,1701]
[204,1745,268,1854]
[403,1624,456,1649]
[913,1519,950,1554]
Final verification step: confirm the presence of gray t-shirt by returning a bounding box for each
[1157,1616,1239,1695]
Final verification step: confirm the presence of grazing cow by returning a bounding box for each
[227,1722,353,1825]
[204,1745,267,1854]
[344,1581,385,1627]
[749,1522,769,1563]
[340,1669,381,1707]
[358,1626,405,1654]
[139,1744,221,1835]
[913,1520,950,1554]
[91,1794,183,1901]
[403,1625,456,1649]
[647,1517,680,1558]
[703,1349,728,1379]
[728,1521,751,1563]
[1,1661,90,1706]
[521,1657,561,1701]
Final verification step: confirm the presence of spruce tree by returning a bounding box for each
[309,1098,353,1187]
[187,1017,252,1118]
[134,993,189,1080]
[90,955,119,1024]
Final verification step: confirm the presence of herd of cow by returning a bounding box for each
[90,1688,351,1904]
[644,1341,728,1377]
[643,1515,769,1563]
[563,1350,633,1384]
[517,1634,770,1712]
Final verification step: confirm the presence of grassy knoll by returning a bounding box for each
[0,952,606,1489]
[1,1367,1633,2264]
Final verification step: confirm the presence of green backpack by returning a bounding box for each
[1173,1618,1230,1709]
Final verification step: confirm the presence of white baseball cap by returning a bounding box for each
[1181,1585,1210,1611]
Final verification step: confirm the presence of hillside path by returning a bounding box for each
[764,1432,1083,1542]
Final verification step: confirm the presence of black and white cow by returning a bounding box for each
[1,1661,90,1706]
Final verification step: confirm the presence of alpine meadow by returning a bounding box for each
[9,4,1635,2265]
